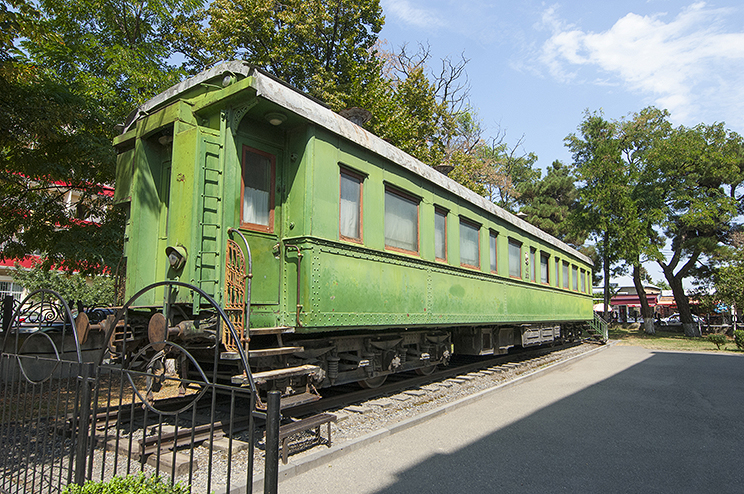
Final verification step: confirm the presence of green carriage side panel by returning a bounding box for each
[164,125,198,303]
[116,63,594,334]
[234,132,284,311]
[113,138,135,205]
[295,238,591,331]
[125,134,172,305]
[191,134,224,304]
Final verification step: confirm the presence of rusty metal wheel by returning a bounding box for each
[358,375,387,388]
[415,364,437,376]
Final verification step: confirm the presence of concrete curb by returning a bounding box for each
[242,341,614,493]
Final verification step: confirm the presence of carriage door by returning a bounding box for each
[238,144,282,319]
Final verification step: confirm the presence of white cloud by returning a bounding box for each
[382,0,446,30]
[538,2,744,127]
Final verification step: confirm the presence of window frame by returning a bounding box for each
[240,145,276,233]
[489,230,498,274]
[572,265,579,291]
[459,217,481,269]
[580,268,587,293]
[555,258,560,287]
[339,166,364,244]
[508,238,522,279]
[540,253,550,285]
[563,261,570,289]
[434,207,448,262]
[529,248,537,282]
[384,185,420,256]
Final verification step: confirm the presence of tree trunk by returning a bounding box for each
[632,265,655,335]
[665,270,700,337]
[603,233,611,323]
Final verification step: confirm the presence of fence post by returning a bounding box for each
[2,295,12,333]
[74,362,94,485]
[264,390,281,494]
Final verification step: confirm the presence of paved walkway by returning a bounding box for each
[266,345,744,494]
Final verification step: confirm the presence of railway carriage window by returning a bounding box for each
[555,258,560,287]
[572,265,579,291]
[508,239,522,278]
[529,248,537,282]
[339,168,363,242]
[240,146,275,232]
[384,187,419,254]
[580,269,586,292]
[489,231,498,273]
[460,219,480,268]
[540,253,549,284]
[435,208,447,261]
[563,261,569,289]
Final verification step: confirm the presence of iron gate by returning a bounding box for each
[0,285,277,494]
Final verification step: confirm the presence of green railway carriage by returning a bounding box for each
[113,61,593,390]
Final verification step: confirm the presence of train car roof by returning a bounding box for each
[121,61,592,266]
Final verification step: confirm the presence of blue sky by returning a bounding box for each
[379,0,744,171]
[379,1,744,288]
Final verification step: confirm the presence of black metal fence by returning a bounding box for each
[0,287,280,494]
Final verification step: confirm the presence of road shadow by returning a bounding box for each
[373,351,744,494]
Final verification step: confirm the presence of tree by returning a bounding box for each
[708,231,744,313]
[1,0,200,274]
[189,0,384,110]
[646,122,742,336]
[13,263,116,307]
[566,110,634,322]
[519,160,584,245]
[614,107,671,334]
[447,131,539,211]
[364,65,446,166]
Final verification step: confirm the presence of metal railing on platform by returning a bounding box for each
[589,313,609,342]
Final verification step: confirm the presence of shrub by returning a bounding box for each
[708,334,728,350]
[63,474,188,494]
[734,330,744,350]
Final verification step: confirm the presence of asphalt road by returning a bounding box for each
[271,345,744,494]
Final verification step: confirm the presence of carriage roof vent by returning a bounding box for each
[339,107,372,126]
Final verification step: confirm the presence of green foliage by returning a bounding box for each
[63,473,188,494]
[707,333,728,350]
[654,279,671,290]
[13,263,115,307]
[520,160,584,244]
[1,0,200,274]
[566,110,633,313]
[734,329,744,350]
[189,0,383,110]
[567,106,743,335]
[363,65,447,166]
[734,330,744,350]
[705,232,744,311]
[25,0,202,121]
[448,132,539,210]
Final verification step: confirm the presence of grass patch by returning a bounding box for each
[609,325,743,353]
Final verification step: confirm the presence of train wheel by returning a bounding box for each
[415,364,437,376]
[358,375,387,388]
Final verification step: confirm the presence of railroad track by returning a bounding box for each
[282,340,585,418]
